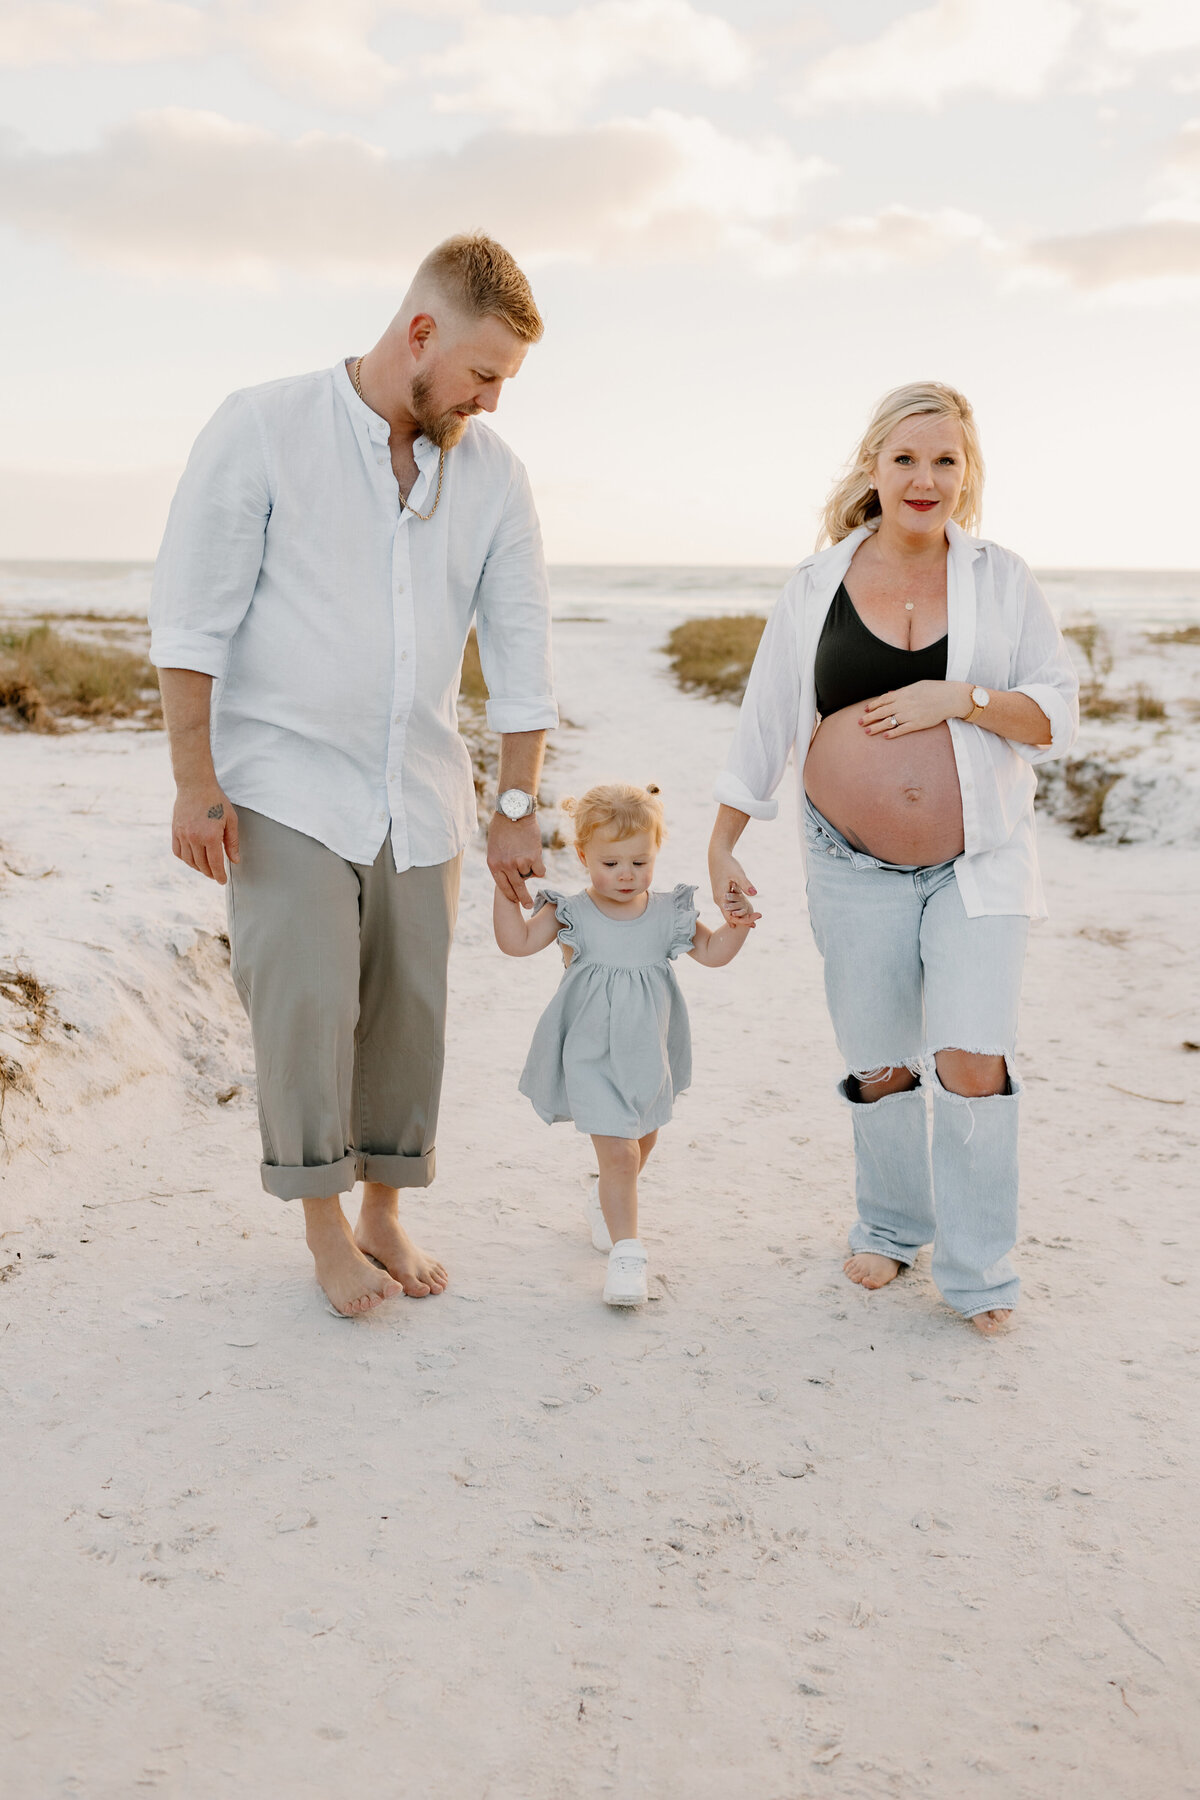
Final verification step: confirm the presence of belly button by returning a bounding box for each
[903,786,923,803]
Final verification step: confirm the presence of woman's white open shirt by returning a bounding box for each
[713,522,1079,919]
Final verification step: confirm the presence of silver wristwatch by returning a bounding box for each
[497,788,537,821]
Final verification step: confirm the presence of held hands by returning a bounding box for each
[172,786,240,884]
[487,810,545,909]
[709,854,761,929]
[860,680,973,739]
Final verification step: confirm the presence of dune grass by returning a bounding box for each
[0,622,161,730]
[0,965,51,1126]
[663,614,767,701]
[1148,624,1200,646]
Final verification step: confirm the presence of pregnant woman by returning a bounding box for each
[708,382,1078,1334]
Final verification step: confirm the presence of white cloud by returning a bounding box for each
[797,203,1001,270]
[789,0,1082,113]
[0,106,830,279]
[1072,1,1200,93]
[423,0,751,129]
[0,0,207,64]
[1023,217,1200,286]
[1020,115,1200,287]
[0,0,750,116]
[0,0,429,106]
[224,0,408,109]
[1092,0,1200,55]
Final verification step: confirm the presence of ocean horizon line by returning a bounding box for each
[2,556,1200,579]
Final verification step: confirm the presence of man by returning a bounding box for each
[150,234,556,1316]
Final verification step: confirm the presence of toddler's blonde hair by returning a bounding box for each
[562,783,666,850]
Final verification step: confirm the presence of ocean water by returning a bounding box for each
[1,560,1198,630]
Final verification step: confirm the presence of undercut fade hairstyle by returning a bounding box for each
[819,380,984,547]
[561,784,665,851]
[418,233,544,343]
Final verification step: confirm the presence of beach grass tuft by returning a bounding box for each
[0,965,51,1128]
[0,967,51,1040]
[663,614,767,701]
[1133,684,1167,721]
[1061,759,1122,837]
[1063,621,1113,681]
[1079,684,1127,721]
[1147,624,1200,646]
[0,623,161,729]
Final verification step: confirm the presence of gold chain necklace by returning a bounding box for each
[353,356,445,522]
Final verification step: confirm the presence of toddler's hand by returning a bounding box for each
[722,880,761,927]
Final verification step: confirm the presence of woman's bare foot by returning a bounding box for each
[304,1202,403,1316]
[843,1252,903,1290]
[355,1185,448,1297]
[969,1308,1014,1336]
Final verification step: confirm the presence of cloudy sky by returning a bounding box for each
[0,0,1196,567]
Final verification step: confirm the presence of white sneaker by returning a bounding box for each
[585,1177,613,1253]
[603,1239,648,1307]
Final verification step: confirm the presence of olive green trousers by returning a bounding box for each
[226,807,461,1200]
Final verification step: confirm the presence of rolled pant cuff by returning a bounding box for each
[261,1155,358,1201]
[260,1149,437,1199]
[361,1149,436,1189]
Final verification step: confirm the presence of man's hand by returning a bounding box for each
[172,786,240,885]
[487,810,545,908]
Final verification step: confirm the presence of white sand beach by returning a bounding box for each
[2,598,1199,1798]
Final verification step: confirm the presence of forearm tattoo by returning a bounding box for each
[207,803,224,820]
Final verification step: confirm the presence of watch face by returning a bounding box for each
[499,789,531,820]
[972,686,990,707]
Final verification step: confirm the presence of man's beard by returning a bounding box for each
[410,372,477,450]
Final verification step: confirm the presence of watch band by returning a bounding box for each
[964,686,989,725]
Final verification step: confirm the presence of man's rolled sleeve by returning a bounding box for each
[147,629,231,679]
[149,390,272,674]
[475,462,559,735]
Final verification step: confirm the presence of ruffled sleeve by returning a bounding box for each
[531,888,582,953]
[666,883,699,960]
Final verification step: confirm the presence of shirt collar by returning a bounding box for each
[946,518,986,559]
[333,357,438,463]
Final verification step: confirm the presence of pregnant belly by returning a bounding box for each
[803,704,964,866]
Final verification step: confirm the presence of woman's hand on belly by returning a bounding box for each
[860,679,971,738]
[804,704,965,866]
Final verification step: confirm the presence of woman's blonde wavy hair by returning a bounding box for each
[562,783,666,851]
[819,381,984,548]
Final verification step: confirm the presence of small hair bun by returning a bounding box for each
[560,795,578,815]
[645,783,660,796]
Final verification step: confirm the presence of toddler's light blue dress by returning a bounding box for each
[519,885,699,1138]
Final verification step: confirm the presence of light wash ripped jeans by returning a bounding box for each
[803,797,1029,1318]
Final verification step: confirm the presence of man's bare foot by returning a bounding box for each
[304,1205,403,1316]
[355,1189,448,1297]
[969,1309,1014,1336]
[843,1252,903,1290]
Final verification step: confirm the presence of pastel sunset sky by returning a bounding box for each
[1,0,1196,566]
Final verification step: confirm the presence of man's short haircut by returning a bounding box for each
[418,234,544,344]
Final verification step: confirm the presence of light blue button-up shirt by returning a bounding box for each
[150,360,558,869]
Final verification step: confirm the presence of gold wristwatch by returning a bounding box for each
[964,685,990,725]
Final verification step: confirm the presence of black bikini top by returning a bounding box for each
[814,582,948,718]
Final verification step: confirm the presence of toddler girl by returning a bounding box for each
[494,783,754,1307]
